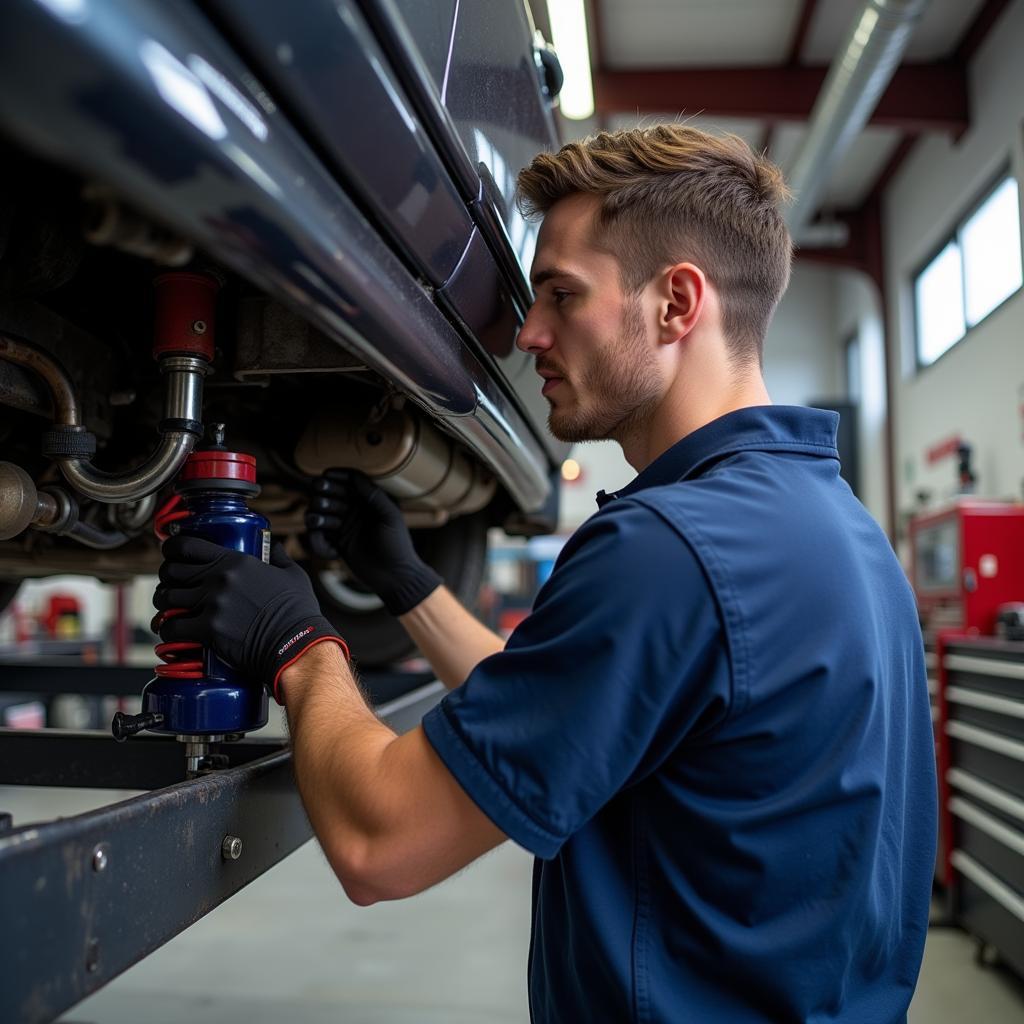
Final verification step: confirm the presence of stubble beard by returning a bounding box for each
[547,296,663,445]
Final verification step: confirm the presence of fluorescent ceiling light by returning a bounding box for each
[547,0,594,120]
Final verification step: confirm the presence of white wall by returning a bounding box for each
[557,441,635,530]
[835,271,889,527]
[884,0,1024,521]
[762,262,841,406]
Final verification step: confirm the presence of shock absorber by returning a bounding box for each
[112,424,271,775]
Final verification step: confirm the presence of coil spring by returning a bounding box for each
[152,494,203,679]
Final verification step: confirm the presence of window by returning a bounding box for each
[914,172,1023,368]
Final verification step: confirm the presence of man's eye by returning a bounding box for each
[552,290,571,306]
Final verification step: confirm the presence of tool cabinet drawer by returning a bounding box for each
[946,720,1024,802]
[951,851,1024,980]
[944,650,1024,700]
[948,792,1024,891]
[944,652,1024,804]
[941,639,1024,979]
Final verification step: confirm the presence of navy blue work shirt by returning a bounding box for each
[422,406,936,1023]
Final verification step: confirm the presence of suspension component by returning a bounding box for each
[116,425,270,772]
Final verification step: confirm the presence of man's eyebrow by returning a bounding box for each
[530,267,584,287]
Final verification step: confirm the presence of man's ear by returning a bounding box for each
[658,263,706,345]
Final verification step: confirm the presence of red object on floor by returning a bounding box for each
[41,594,81,638]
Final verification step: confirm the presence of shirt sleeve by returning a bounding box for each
[421,497,731,859]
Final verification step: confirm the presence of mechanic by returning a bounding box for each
[156,125,936,1023]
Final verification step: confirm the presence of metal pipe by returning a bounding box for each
[0,334,79,423]
[784,0,931,241]
[59,429,199,502]
[0,335,206,502]
[114,493,157,532]
[64,519,131,550]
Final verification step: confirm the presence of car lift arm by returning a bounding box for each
[0,677,444,1024]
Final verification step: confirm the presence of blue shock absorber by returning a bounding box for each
[112,425,270,746]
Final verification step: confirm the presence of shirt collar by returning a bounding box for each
[595,405,840,508]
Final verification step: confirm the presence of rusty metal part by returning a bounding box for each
[0,461,59,539]
[0,334,79,423]
[0,734,311,1024]
[295,406,496,523]
[0,460,139,549]
[0,683,442,1024]
[0,357,50,417]
[0,334,206,502]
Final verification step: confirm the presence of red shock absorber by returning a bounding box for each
[147,270,219,680]
[152,493,203,679]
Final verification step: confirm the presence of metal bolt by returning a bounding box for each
[92,846,107,872]
[85,938,100,974]
[222,836,243,861]
[191,319,207,335]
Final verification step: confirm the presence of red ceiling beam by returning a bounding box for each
[594,63,967,135]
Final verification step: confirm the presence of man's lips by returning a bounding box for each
[537,366,567,397]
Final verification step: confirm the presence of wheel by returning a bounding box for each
[308,512,489,668]
[0,580,20,618]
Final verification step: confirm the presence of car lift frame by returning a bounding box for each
[0,659,444,1024]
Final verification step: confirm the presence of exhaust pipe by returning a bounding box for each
[0,461,154,548]
[0,272,217,503]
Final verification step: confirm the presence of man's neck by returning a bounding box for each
[619,369,771,472]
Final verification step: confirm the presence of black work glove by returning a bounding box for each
[306,469,442,616]
[154,535,348,704]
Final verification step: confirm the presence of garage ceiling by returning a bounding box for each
[560,0,1009,218]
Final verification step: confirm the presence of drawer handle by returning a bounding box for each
[945,720,1024,763]
[947,768,1024,826]
[944,654,1024,681]
[946,686,1024,721]
[950,850,1024,925]
[949,796,1024,858]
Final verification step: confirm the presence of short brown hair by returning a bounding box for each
[517,124,792,365]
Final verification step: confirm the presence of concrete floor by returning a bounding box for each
[2,782,1022,1023]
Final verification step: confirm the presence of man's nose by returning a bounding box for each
[516,306,554,355]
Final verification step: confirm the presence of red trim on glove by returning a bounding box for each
[272,635,350,706]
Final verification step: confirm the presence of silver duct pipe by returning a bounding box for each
[785,0,931,242]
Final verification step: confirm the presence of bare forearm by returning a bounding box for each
[282,644,395,885]
[399,585,504,688]
[280,642,504,903]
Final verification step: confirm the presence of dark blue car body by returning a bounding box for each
[0,0,568,657]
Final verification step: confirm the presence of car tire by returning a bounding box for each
[308,512,489,668]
